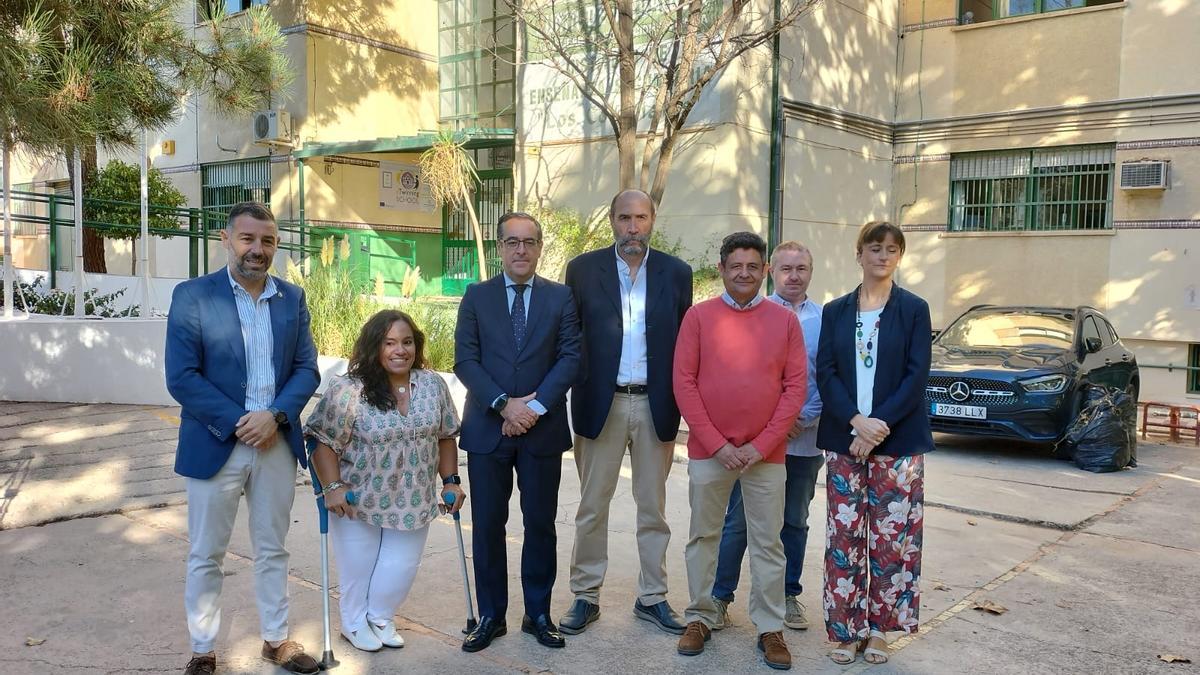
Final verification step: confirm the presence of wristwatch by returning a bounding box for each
[268,407,289,428]
[442,474,462,486]
[491,394,510,413]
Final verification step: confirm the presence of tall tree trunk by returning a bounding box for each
[66,143,107,274]
[615,0,637,189]
[649,130,684,205]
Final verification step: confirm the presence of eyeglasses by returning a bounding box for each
[502,238,541,251]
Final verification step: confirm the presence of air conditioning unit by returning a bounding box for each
[252,110,291,145]
[1119,160,1169,190]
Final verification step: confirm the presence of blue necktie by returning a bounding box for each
[511,283,528,349]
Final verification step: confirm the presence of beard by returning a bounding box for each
[617,233,650,256]
[234,252,270,280]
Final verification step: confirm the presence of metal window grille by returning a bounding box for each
[949,145,1114,232]
[200,158,271,230]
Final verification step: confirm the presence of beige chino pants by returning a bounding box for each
[570,392,675,604]
[684,457,786,634]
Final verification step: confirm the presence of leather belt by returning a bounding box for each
[615,384,648,395]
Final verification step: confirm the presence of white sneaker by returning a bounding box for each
[369,619,405,648]
[341,627,383,652]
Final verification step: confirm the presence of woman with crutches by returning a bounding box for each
[305,309,465,652]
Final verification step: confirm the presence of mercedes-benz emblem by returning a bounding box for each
[949,381,971,402]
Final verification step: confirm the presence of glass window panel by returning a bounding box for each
[477,86,494,113]
[998,0,1038,17]
[457,60,476,85]
[477,57,493,84]
[495,82,513,109]
[496,60,514,82]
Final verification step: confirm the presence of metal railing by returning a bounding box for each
[1,189,337,317]
[3,190,327,286]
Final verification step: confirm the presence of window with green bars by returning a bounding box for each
[200,158,271,230]
[438,0,516,129]
[1189,344,1200,394]
[948,145,1114,232]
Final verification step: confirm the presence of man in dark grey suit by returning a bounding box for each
[560,190,693,635]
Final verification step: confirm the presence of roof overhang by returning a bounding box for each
[292,128,515,159]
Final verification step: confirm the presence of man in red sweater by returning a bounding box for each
[672,231,807,671]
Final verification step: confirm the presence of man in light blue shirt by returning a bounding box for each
[711,241,823,632]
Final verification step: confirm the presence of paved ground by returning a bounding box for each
[1,401,1198,674]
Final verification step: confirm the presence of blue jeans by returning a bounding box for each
[712,454,823,601]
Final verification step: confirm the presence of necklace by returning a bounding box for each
[855,284,892,369]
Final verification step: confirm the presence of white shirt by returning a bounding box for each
[615,246,649,386]
[226,267,278,411]
[855,307,883,417]
[769,293,823,457]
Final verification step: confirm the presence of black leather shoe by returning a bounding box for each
[559,598,601,635]
[462,616,507,653]
[633,599,686,635]
[521,614,566,648]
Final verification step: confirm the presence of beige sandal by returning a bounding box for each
[863,631,889,664]
[829,640,862,665]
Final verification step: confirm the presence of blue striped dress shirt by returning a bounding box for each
[226,267,278,411]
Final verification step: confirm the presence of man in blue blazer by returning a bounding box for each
[454,212,581,653]
[560,189,693,636]
[165,202,320,675]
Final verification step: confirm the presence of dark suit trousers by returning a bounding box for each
[467,436,563,620]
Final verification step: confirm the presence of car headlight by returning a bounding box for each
[1019,374,1068,394]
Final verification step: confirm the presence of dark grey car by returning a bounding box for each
[926,305,1139,443]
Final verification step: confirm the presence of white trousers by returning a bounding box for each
[329,516,430,634]
[185,439,296,654]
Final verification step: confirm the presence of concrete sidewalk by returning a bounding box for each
[1,401,1198,673]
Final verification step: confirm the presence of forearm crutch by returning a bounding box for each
[443,492,478,634]
[307,440,356,670]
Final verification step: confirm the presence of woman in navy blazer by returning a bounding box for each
[815,222,933,666]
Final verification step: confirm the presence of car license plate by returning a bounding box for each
[931,402,987,419]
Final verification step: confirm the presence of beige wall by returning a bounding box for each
[302,153,440,230]
[781,0,899,121]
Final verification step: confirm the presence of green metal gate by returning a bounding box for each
[441,168,510,295]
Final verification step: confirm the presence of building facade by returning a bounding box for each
[516,0,1200,402]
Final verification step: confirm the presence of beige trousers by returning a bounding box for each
[570,392,675,604]
[684,457,786,634]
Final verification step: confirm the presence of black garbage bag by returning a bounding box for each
[1057,386,1137,473]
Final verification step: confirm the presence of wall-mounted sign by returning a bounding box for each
[379,161,435,212]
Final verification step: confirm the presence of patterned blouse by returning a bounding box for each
[304,369,461,530]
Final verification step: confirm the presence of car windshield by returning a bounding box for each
[938,311,1074,350]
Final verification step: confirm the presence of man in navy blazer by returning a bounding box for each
[165,202,320,675]
[454,211,581,653]
[559,190,693,636]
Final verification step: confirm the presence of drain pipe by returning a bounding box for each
[767,0,784,292]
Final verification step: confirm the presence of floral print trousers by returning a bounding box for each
[823,452,925,642]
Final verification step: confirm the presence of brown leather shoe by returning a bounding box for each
[677,621,711,656]
[183,654,216,675]
[758,631,792,670]
[261,640,320,674]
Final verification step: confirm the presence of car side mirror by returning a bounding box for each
[1083,336,1102,354]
